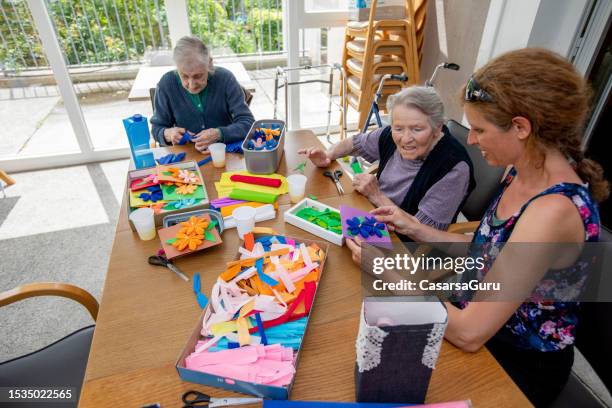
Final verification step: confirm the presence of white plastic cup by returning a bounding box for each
[129,207,156,240]
[232,206,257,239]
[208,143,226,168]
[287,174,307,203]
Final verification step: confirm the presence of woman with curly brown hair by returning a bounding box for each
[367,48,609,406]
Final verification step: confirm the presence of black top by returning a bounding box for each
[376,125,476,241]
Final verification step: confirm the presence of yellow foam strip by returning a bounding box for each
[237,316,250,346]
[240,298,255,318]
[211,321,237,337]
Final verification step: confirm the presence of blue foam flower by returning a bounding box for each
[139,185,163,202]
[346,216,386,238]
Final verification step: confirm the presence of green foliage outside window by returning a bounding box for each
[0,0,282,72]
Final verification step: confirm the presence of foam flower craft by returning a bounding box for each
[145,173,160,184]
[178,169,199,184]
[139,185,163,202]
[176,183,197,195]
[172,231,204,251]
[160,167,181,178]
[151,202,166,214]
[164,198,199,210]
[346,216,386,239]
[179,216,210,236]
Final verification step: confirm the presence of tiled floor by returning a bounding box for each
[0,159,129,361]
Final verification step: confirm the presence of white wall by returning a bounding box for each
[420,0,492,121]
[421,0,590,123]
[476,0,590,66]
[528,0,590,57]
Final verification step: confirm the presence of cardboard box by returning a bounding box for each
[349,0,406,21]
[284,198,344,246]
[176,236,329,399]
[127,160,209,232]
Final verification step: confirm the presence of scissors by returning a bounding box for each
[323,169,345,195]
[182,390,262,407]
[148,255,190,282]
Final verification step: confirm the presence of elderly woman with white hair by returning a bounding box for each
[300,86,475,238]
[151,36,255,152]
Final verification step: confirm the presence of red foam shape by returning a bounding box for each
[230,174,282,188]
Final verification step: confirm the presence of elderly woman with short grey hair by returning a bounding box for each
[151,36,254,152]
[300,85,475,236]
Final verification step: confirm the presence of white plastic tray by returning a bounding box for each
[283,198,344,246]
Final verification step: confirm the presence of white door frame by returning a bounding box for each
[284,0,349,130]
[574,0,612,147]
[0,0,130,173]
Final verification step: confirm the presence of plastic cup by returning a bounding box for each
[129,207,156,240]
[232,206,257,239]
[287,174,307,203]
[208,143,226,168]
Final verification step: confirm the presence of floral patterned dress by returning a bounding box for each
[470,167,601,352]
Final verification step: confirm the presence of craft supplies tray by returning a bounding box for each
[284,198,344,246]
[176,235,329,399]
[126,160,209,231]
[163,209,224,234]
[242,120,286,174]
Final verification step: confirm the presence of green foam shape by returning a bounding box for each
[166,238,177,244]
[161,184,205,201]
[229,188,277,204]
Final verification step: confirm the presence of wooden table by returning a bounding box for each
[128,62,256,101]
[80,130,531,407]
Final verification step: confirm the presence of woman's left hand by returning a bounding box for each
[345,236,363,265]
[193,128,221,152]
[352,173,382,200]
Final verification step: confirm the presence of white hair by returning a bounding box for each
[173,36,214,72]
[386,86,445,129]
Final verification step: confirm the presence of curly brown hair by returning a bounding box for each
[461,48,609,202]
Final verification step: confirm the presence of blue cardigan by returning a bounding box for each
[150,67,255,145]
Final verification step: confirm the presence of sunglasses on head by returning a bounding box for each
[465,76,494,102]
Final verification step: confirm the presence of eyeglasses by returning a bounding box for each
[465,76,494,102]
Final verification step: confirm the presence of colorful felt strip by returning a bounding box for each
[229,188,278,204]
[256,257,279,287]
[230,174,282,188]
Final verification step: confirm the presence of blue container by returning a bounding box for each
[123,114,155,169]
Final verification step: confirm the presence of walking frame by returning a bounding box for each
[273,63,348,143]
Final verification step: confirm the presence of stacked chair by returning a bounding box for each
[340,0,427,136]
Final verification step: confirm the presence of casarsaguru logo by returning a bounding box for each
[371,279,501,292]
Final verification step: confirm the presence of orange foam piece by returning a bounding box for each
[244,233,255,251]
[226,248,291,268]
[220,264,242,282]
[220,201,267,218]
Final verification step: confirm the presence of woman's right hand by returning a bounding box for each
[163,127,186,145]
[297,147,331,167]
[371,205,421,237]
